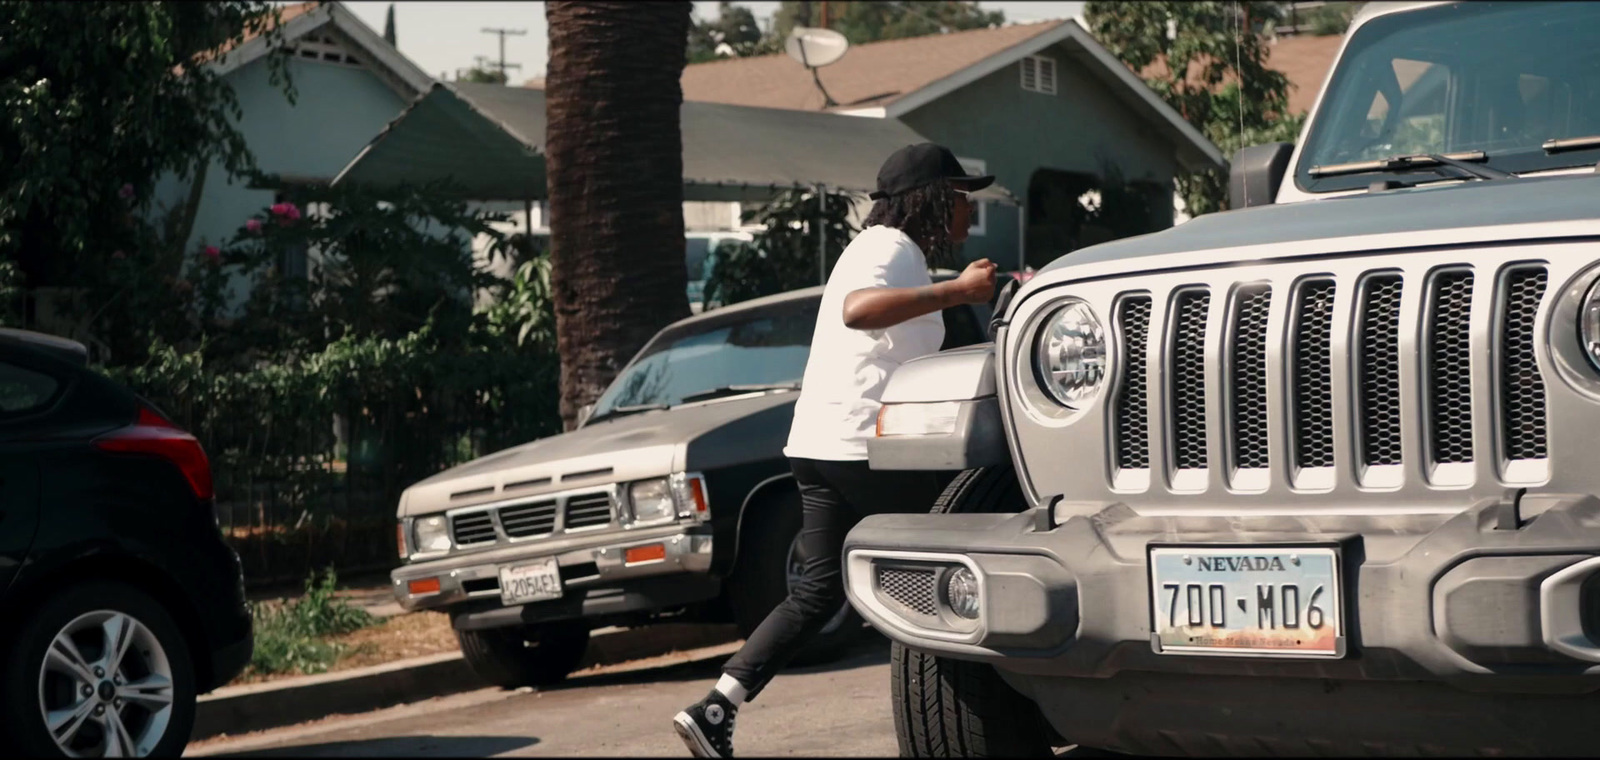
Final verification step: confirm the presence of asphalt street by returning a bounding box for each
[186,636,902,758]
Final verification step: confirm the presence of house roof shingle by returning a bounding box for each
[673,20,1068,112]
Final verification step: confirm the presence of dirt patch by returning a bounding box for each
[229,611,459,686]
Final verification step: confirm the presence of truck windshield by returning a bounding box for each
[587,296,819,422]
[1295,1,1600,194]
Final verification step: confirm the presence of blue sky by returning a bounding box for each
[341,2,1086,84]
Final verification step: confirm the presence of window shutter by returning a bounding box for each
[1038,57,1057,95]
[1020,57,1038,92]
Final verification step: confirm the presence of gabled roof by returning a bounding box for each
[679,21,1068,112]
[205,1,432,99]
[333,82,1018,204]
[668,19,1223,171]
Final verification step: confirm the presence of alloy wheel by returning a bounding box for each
[36,610,175,758]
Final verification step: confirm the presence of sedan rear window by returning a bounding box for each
[0,361,60,415]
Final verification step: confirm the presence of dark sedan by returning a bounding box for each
[0,328,252,757]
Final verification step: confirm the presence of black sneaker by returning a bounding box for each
[673,690,738,758]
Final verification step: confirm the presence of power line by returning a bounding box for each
[480,27,527,83]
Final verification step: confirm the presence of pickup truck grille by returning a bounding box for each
[564,492,614,530]
[447,489,616,548]
[1107,262,1551,490]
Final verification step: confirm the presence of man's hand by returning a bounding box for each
[950,259,997,305]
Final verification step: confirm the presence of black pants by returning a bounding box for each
[721,457,945,701]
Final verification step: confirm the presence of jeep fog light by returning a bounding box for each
[1033,299,1106,409]
[944,566,981,620]
[1582,278,1600,373]
[876,401,961,437]
[413,515,452,553]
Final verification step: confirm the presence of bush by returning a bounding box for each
[246,568,377,677]
[703,187,860,308]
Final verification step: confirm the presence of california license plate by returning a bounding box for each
[499,558,563,606]
[1149,546,1343,658]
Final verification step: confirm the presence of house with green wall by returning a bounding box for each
[679,19,1224,271]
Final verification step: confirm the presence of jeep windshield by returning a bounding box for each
[1296,1,1600,194]
[586,296,818,425]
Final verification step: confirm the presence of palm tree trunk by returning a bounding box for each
[545,0,693,431]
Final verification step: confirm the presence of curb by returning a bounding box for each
[191,622,741,741]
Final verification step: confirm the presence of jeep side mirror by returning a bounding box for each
[576,403,596,428]
[1228,142,1295,209]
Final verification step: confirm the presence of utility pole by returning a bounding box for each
[480,27,527,84]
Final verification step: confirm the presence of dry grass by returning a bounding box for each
[229,610,458,686]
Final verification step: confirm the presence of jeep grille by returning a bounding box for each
[1106,262,1551,490]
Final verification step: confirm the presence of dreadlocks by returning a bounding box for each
[862,179,961,269]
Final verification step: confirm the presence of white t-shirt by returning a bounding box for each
[784,225,945,461]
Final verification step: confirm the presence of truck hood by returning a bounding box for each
[1043,173,1600,276]
[397,391,798,517]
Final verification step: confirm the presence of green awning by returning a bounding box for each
[334,81,1018,205]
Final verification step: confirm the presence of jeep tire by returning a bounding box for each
[891,464,1055,757]
[729,488,862,667]
[455,619,590,689]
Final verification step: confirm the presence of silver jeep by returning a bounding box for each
[846,2,1600,755]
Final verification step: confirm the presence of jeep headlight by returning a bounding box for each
[629,478,677,525]
[1582,278,1600,373]
[412,515,452,553]
[1032,299,1107,408]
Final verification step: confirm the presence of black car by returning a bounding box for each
[0,328,251,757]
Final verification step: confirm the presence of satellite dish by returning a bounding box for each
[785,26,849,68]
[785,27,848,108]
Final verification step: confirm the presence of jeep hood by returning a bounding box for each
[1044,173,1600,275]
[397,391,798,517]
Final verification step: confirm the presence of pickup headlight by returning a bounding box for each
[1033,299,1107,408]
[1582,278,1600,372]
[629,478,678,526]
[412,515,452,553]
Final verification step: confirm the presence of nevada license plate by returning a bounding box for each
[499,558,563,606]
[1149,546,1343,658]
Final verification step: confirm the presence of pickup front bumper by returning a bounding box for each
[392,523,715,621]
[843,494,1600,685]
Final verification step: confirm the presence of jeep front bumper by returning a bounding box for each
[843,495,1600,684]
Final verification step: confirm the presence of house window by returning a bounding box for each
[957,157,988,236]
[1021,55,1057,95]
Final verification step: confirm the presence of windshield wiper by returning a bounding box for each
[1544,135,1600,155]
[676,382,800,405]
[586,403,668,425]
[1309,151,1513,181]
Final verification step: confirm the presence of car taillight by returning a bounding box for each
[94,407,215,501]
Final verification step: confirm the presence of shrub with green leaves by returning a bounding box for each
[245,568,376,677]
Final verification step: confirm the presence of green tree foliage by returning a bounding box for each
[1,1,298,361]
[458,65,509,84]
[771,1,1004,45]
[1,2,293,276]
[1085,1,1296,216]
[703,187,861,308]
[689,1,1004,62]
[689,1,771,63]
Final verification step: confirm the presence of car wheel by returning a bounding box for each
[891,464,1055,757]
[729,489,862,666]
[1,581,197,758]
[454,620,590,689]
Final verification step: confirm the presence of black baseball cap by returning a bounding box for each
[869,143,995,200]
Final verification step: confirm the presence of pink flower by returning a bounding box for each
[285,204,302,221]
[118,183,134,199]
[112,250,126,260]
[270,202,302,220]
[203,246,221,262]
[245,218,263,233]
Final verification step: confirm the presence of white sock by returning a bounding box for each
[714,674,749,704]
